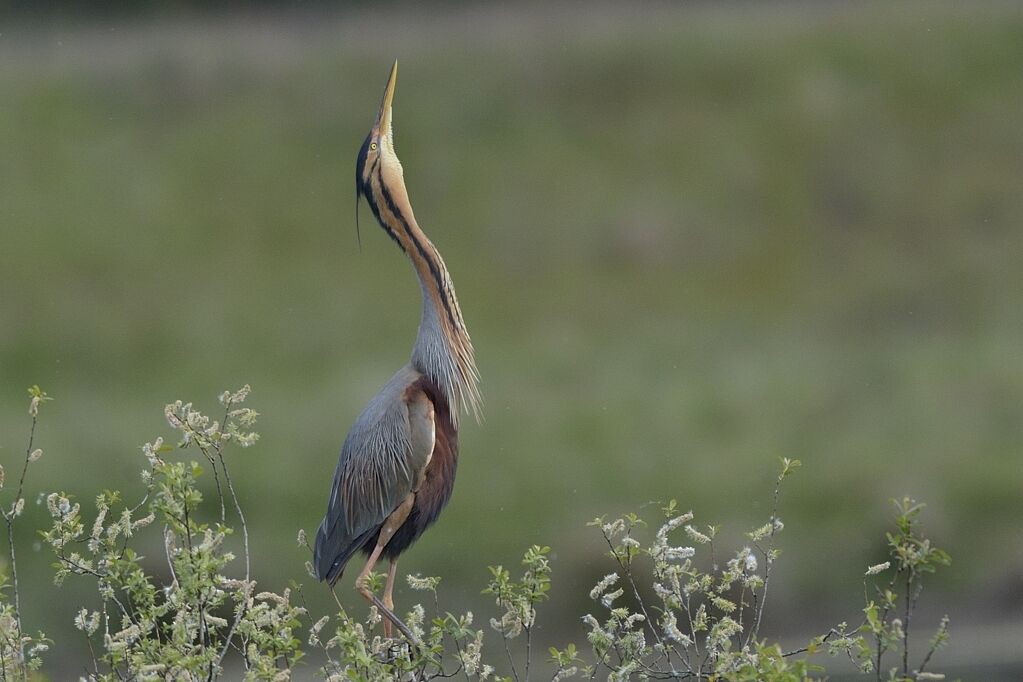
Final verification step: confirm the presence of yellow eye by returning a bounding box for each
[370,142,378,151]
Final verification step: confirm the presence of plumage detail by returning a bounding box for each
[313,369,458,583]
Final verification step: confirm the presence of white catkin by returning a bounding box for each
[685,525,711,544]
[589,573,619,600]
[662,546,696,561]
[311,615,329,633]
[91,507,107,539]
[657,512,695,542]
[600,588,624,608]
[406,574,440,591]
[204,615,229,628]
[865,561,891,576]
[132,514,155,530]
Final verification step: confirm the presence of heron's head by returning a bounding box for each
[355,60,399,202]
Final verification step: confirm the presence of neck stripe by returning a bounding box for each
[376,174,461,332]
[362,188,405,252]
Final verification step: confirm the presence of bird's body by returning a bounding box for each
[313,62,479,640]
[314,364,458,581]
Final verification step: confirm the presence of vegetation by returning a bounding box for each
[1,2,1019,675]
[0,386,953,679]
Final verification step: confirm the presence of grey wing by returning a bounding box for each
[313,366,435,583]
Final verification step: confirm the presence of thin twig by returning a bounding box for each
[85,630,101,679]
[217,451,249,580]
[214,398,252,667]
[3,413,38,676]
[873,569,900,682]
[501,622,520,681]
[781,628,841,657]
[916,614,946,675]
[747,470,785,649]
[203,450,227,523]
[524,598,535,682]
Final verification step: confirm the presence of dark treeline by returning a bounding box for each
[1,0,490,20]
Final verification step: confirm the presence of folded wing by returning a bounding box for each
[313,365,436,584]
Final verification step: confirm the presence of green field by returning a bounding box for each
[1,2,1022,676]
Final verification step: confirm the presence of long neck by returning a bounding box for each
[366,156,481,424]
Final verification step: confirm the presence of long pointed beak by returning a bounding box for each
[376,60,398,134]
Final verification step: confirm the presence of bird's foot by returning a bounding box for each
[370,593,421,648]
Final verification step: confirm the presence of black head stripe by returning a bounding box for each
[355,133,372,197]
[365,168,405,253]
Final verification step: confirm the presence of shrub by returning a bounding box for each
[0,387,952,680]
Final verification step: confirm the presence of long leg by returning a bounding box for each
[382,559,399,639]
[354,493,417,643]
[355,544,414,641]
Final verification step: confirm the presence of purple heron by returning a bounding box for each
[313,62,481,641]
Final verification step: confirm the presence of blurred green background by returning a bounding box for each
[1,1,1022,677]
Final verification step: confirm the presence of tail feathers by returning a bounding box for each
[313,521,376,585]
